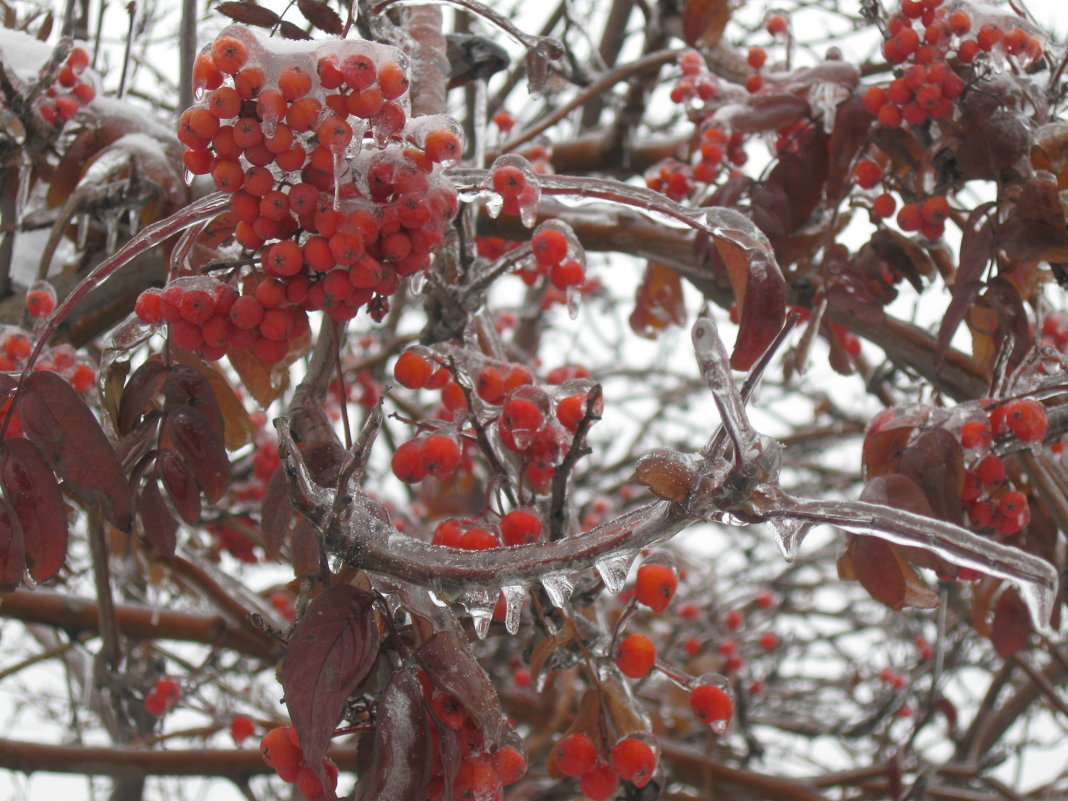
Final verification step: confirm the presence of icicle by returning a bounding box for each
[14,152,32,223]
[499,584,527,635]
[473,79,488,172]
[483,188,504,218]
[540,573,574,608]
[595,550,637,594]
[457,588,495,639]
[566,286,581,319]
[408,270,426,295]
[103,209,122,254]
[76,214,91,251]
[126,206,140,238]
[427,589,447,607]
[767,518,809,562]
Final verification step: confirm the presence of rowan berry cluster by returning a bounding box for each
[522,220,587,290]
[143,25,461,362]
[670,49,718,107]
[851,154,950,239]
[551,731,660,800]
[36,44,95,125]
[955,399,1048,537]
[143,677,181,716]
[260,726,339,801]
[0,327,95,410]
[864,0,1042,130]
[392,346,602,495]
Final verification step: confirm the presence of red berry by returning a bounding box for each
[896,203,923,231]
[211,35,249,74]
[500,507,542,546]
[689,684,733,725]
[1005,399,1048,443]
[615,633,657,678]
[765,14,788,37]
[634,563,677,612]
[531,228,568,266]
[503,397,544,431]
[423,128,462,164]
[394,351,433,389]
[760,632,779,650]
[392,439,427,483]
[552,732,598,777]
[975,453,1005,484]
[492,165,527,199]
[420,434,461,479]
[610,736,657,788]
[579,763,619,801]
[747,47,767,70]
[872,193,896,218]
[230,715,255,745]
[459,527,498,550]
[960,420,992,450]
[378,60,409,99]
[477,365,507,404]
[853,160,882,189]
[492,745,527,785]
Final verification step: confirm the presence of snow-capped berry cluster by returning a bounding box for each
[141,25,461,362]
[36,44,95,125]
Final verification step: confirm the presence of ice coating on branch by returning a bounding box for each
[767,518,809,562]
[499,584,527,634]
[540,572,575,607]
[772,497,1058,633]
[692,312,760,461]
[595,550,637,594]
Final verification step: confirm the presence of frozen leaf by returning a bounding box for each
[714,239,786,371]
[138,477,177,556]
[682,0,729,46]
[991,586,1031,657]
[0,497,24,592]
[156,448,201,525]
[0,438,67,582]
[163,365,225,441]
[956,117,1029,180]
[634,448,695,502]
[869,229,935,292]
[998,218,1068,263]
[19,371,132,531]
[118,360,166,435]
[937,208,994,365]
[260,467,295,559]
[896,430,965,526]
[170,354,254,450]
[713,93,809,134]
[216,1,280,27]
[763,122,827,232]
[228,346,291,407]
[826,96,875,201]
[279,20,312,40]
[843,535,906,610]
[352,668,432,801]
[291,519,322,577]
[283,585,380,790]
[417,631,505,747]
[529,625,577,686]
[296,0,343,33]
[165,406,230,504]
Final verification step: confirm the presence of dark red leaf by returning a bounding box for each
[681,0,729,46]
[283,585,379,793]
[139,477,177,556]
[826,96,875,202]
[352,668,432,801]
[417,631,505,748]
[165,406,230,503]
[0,497,24,592]
[763,122,828,232]
[156,448,201,525]
[848,535,906,610]
[0,438,67,582]
[118,360,166,435]
[976,277,1030,366]
[714,236,787,371]
[956,116,1029,180]
[869,229,935,292]
[261,467,295,559]
[896,429,965,525]
[296,0,342,34]
[629,262,687,339]
[291,519,321,577]
[718,93,809,134]
[991,586,1031,657]
[163,365,225,440]
[936,206,994,365]
[18,371,132,531]
[216,1,280,27]
[278,20,312,40]
[860,473,936,518]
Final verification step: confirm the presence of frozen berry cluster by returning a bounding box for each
[36,44,95,125]
[139,25,461,362]
[260,726,339,801]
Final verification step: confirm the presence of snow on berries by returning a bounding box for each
[146,25,462,363]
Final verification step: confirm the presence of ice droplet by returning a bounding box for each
[500,584,527,635]
[458,588,495,639]
[540,573,574,607]
[595,550,637,594]
[408,270,426,295]
[484,191,504,218]
[769,518,810,562]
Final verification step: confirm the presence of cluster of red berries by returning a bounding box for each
[645,127,743,201]
[416,672,527,801]
[671,50,718,106]
[207,515,259,563]
[487,154,542,226]
[260,726,339,801]
[516,221,587,290]
[0,329,95,435]
[744,47,768,94]
[865,0,1043,130]
[851,155,950,239]
[146,25,461,362]
[552,731,660,800]
[955,399,1048,536]
[143,678,181,716]
[431,507,543,550]
[36,44,95,125]
[392,347,602,492]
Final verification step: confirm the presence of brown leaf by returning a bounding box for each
[633,448,695,502]
[971,576,1000,638]
[163,364,225,440]
[118,360,167,435]
[283,585,380,792]
[681,0,729,46]
[418,631,505,748]
[956,116,1029,180]
[529,625,577,685]
[629,262,686,339]
[896,429,965,525]
[718,93,809,135]
[351,668,432,801]
[261,467,295,559]
[826,97,874,202]
[763,122,828,233]
[716,237,787,371]
[216,1,281,27]
[291,519,321,577]
[0,497,25,592]
[998,218,1068,263]
[0,438,67,582]
[279,20,312,40]
[138,477,177,556]
[296,0,342,34]
[937,207,995,365]
[228,346,291,407]
[19,371,132,531]
[170,354,254,450]
[991,586,1031,657]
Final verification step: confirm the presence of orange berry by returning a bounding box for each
[610,737,657,788]
[210,35,249,74]
[615,633,657,678]
[378,60,409,99]
[634,563,677,612]
[690,684,733,725]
